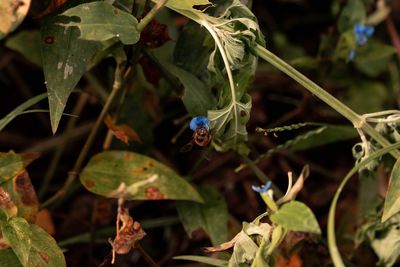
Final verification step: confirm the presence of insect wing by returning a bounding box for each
[180,140,194,153]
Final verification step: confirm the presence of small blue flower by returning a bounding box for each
[252,181,272,193]
[190,116,210,131]
[354,23,374,45]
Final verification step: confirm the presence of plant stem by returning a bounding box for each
[41,67,126,208]
[254,44,400,158]
[39,93,89,198]
[327,142,400,267]
[136,0,169,32]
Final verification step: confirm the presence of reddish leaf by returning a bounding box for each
[104,115,141,145]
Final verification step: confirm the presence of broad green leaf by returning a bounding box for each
[5,31,42,66]
[173,21,213,78]
[80,151,203,202]
[337,0,366,33]
[209,93,252,151]
[354,41,396,77]
[0,93,47,132]
[176,185,228,246]
[382,158,400,222]
[0,0,31,40]
[27,225,66,267]
[169,65,217,116]
[174,255,228,267]
[41,16,102,133]
[0,249,22,267]
[1,217,32,266]
[149,42,216,116]
[59,2,140,44]
[270,201,321,234]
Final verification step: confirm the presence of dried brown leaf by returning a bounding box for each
[104,115,141,145]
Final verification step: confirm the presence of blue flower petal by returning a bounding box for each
[189,116,210,131]
[252,181,272,193]
[354,23,374,46]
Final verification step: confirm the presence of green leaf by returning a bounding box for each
[161,0,211,10]
[0,151,39,222]
[1,217,32,266]
[59,2,140,44]
[270,201,321,234]
[169,65,217,116]
[41,16,102,133]
[0,152,24,184]
[337,0,366,33]
[382,158,400,222]
[173,21,213,78]
[209,93,252,151]
[354,41,396,77]
[80,151,203,202]
[148,42,216,116]
[251,238,270,267]
[0,0,31,40]
[27,225,66,267]
[5,31,42,66]
[290,125,357,151]
[176,185,228,246]
[1,170,39,223]
[0,93,47,132]
[0,249,23,267]
[174,255,228,267]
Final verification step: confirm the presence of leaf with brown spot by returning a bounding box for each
[0,151,39,222]
[104,115,141,145]
[0,187,17,218]
[2,170,39,223]
[145,186,165,200]
[0,151,40,184]
[80,151,202,202]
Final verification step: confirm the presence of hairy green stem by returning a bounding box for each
[41,67,125,208]
[327,142,400,267]
[136,0,169,32]
[254,44,400,158]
